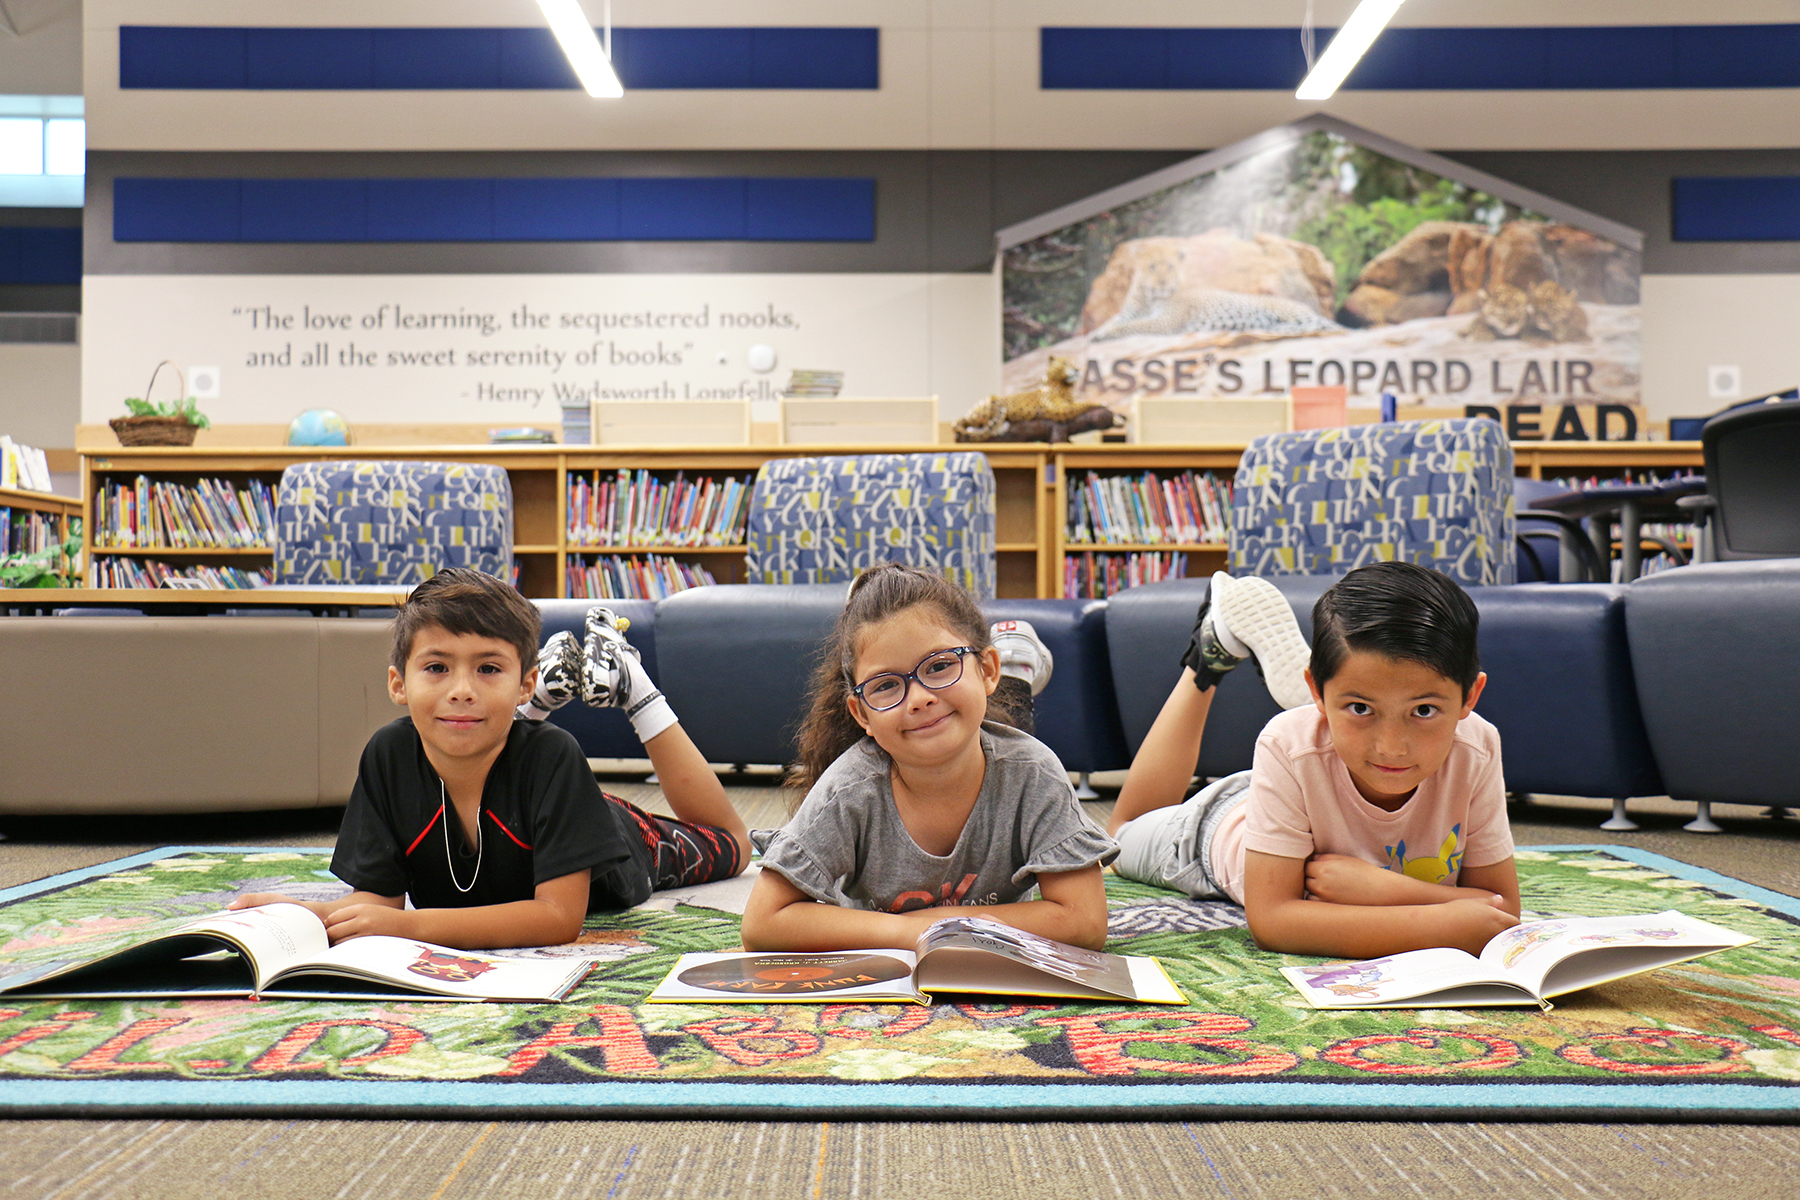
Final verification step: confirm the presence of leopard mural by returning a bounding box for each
[1089,257,1342,341]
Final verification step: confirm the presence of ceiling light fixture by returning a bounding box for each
[1295,0,1405,101]
[537,0,624,99]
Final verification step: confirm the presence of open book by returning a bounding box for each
[648,915,1186,1006]
[0,903,594,1003]
[1282,910,1754,1010]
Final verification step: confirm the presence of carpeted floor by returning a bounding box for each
[3,777,1798,1198]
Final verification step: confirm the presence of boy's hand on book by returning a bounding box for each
[323,904,413,943]
[229,893,327,918]
[1436,896,1520,956]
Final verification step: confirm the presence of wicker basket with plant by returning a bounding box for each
[110,361,211,447]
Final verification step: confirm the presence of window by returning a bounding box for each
[0,99,84,207]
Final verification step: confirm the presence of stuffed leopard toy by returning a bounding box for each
[954,356,1122,443]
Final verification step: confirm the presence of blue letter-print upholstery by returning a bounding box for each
[1230,418,1515,586]
[745,452,997,597]
[275,460,514,585]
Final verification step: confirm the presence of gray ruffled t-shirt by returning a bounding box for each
[757,722,1118,914]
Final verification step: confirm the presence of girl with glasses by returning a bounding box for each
[741,563,1116,952]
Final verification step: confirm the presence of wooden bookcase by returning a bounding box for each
[78,442,1704,600]
[0,485,84,581]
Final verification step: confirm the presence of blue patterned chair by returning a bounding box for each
[274,460,514,586]
[745,452,997,597]
[1231,418,1516,586]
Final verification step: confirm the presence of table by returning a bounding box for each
[1529,478,1707,581]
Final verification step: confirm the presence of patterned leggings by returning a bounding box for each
[606,793,744,891]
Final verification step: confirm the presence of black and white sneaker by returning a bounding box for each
[518,630,583,721]
[580,606,642,708]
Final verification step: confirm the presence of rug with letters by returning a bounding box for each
[0,845,1797,1121]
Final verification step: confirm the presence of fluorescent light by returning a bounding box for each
[536,0,623,99]
[1296,0,1406,100]
[0,117,43,175]
[44,118,85,176]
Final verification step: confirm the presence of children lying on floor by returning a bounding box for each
[1107,562,1521,958]
[233,568,749,949]
[740,563,1116,953]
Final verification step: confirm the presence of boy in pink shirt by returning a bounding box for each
[1110,562,1520,958]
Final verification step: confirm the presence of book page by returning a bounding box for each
[174,904,330,989]
[272,935,595,1001]
[915,916,1143,998]
[1481,911,1756,998]
[1282,947,1533,1007]
[646,951,923,1004]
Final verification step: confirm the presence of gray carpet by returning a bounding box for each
[3,778,1798,1198]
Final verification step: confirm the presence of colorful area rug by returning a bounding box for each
[1,846,1797,1121]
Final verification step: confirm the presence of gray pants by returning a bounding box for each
[1113,770,1252,899]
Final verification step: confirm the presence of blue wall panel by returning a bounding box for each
[112,179,242,241]
[113,177,876,243]
[619,178,748,240]
[15,228,82,284]
[745,178,875,241]
[118,26,878,90]
[1041,24,1800,90]
[493,178,620,240]
[241,179,368,242]
[1673,177,1800,241]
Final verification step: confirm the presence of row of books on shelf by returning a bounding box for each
[2,508,65,557]
[89,558,275,589]
[567,554,719,601]
[94,476,278,549]
[1546,470,1702,490]
[1063,551,1189,600]
[1066,470,1233,547]
[567,470,753,548]
[0,436,54,493]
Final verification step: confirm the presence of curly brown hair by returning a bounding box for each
[787,562,1026,799]
[389,567,540,677]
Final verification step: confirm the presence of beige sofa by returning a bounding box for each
[0,616,396,814]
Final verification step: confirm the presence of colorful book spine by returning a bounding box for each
[1065,471,1234,547]
[566,471,753,547]
[89,557,274,589]
[1062,550,1188,599]
[565,553,720,600]
[93,477,277,549]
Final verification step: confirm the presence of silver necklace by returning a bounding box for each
[441,779,482,893]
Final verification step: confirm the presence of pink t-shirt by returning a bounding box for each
[1210,705,1513,904]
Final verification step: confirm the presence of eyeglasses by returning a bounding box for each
[850,646,977,712]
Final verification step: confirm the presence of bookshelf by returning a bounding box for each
[77,442,1704,600]
[0,485,84,583]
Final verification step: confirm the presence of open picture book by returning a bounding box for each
[0,902,594,1003]
[1282,910,1754,1010]
[648,914,1187,1006]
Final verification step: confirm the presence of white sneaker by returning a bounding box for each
[518,630,583,721]
[580,606,642,708]
[991,619,1053,696]
[1210,571,1313,710]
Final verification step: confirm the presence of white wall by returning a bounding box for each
[82,0,1800,152]
[79,271,1001,426]
[0,343,81,448]
[1640,275,1800,419]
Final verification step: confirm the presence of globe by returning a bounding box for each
[287,408,351,447]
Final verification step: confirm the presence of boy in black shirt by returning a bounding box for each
[232,568,748,949]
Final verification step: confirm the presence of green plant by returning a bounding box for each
[122,394,211,429]
[0,532,83,588]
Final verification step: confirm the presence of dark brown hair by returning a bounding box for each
[1311,561,1481,697]
[389,567,540,676]
[787,563,998,797]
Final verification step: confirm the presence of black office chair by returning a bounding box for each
[1678,399,1800,562]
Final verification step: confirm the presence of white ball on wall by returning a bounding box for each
[746,344,777,373]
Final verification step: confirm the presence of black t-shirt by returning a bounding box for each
[331,717,654,912]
